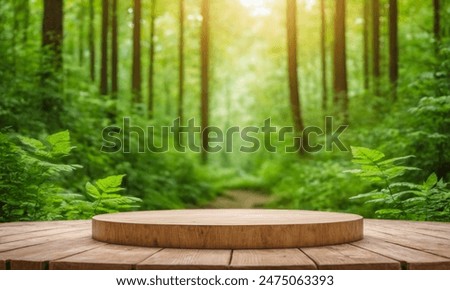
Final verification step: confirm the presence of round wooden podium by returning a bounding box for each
[92,209,363,249]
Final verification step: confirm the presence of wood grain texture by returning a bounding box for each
[0,228,91,253]
[352,236,450,270]
[0,227,87,244]
[365,219,450,240]
[1,218,448,270]
[0,221,90,237]
[93,210,363,249]
[50,244,161,270]
[0,233,102,270]
[230,249,317,270]
[301,244,401,270]
[137,248,231,270]
[365,227,450,258]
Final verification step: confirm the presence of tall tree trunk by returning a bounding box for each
[320,0,328,112]
[372,0,381,95]
[178,0,185,123]
[148,0,157,117]
[42,0,64,71]
[100,0,109,95]
[333,0,349,123]
[78,4,85,66]
[42,0,64,129]
[363,0,370,90]
[433,0,441,44]
[12,1,19,74]
[389,0,398,99]
[132,0,142,102]
[89,0,96,82]
[286,0,305,147]
[111,0,118,95]
[22,0,30,43]
[200,0,210,163]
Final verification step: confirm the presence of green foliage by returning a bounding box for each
[247,154,373,217]
[0,130,81,221]
[0,131,141,222]
[63,175,142,220]
[347,147,450,221]
[1,0,449,222]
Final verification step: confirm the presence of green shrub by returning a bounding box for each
[347,147,450,221]
[0,131,141,222]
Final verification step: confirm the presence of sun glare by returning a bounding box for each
[239,0,272,17]
[240,0,317,16]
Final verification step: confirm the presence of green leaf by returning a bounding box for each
[18,136,46,151]
[349,190,382,200]
[351,147,385,163]
[46,130,75,157]
[423,173,438,190]
[378,155,415,166]
[389,182,422,190]
[95,175,126,192]
[384,166,420,180]
[86,182,100,198]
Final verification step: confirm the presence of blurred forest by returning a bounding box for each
[0,0,449,222]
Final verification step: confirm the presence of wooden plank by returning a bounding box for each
[0,228,91,253]
[230,249,316,270]
[50,244,161,270]
[0,221,90,237]
[366,219,450,232]
[352,236,450,270]
[0,220,90,227]
[0,232,102,270]
[93,210,363,249]
[0,261,5,270]
[0,220,92,233]
[301,244,400,270]
[137,248,231,270]
[366,227,450,258]
[365,220,450,240]
[0,227,88,244]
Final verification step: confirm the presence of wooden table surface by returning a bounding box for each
[0,219,449,270]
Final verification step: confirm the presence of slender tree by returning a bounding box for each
[363,0,370,90]
[42,0,64,71]
[178,0,185,123]
[148,0,157,117]
[333,0,349,122]
[41,0,64,126]
[100,0,109,95]
[200,0,210,163]
[389,0,399,99]
[78,3,85,66]
[12,1,19,73]
[111,0,118,95]
[433,0,441,43]
[286,0,305,148]
[372,0,381,95]
[320,0,328,112]
[23,0,30,43]
[132,0,142,102]
[89,0,96,82]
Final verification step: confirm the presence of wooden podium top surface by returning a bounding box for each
[93,209,362,226]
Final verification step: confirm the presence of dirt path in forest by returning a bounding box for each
[206,190,274,209]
